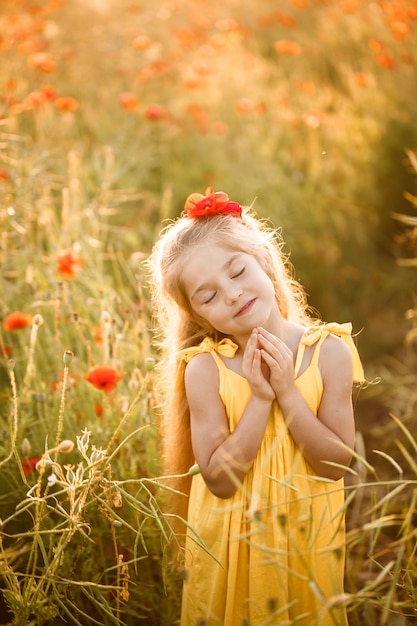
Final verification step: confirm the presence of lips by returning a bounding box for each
[235,298,256,317]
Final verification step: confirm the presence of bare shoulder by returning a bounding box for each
[319,333,353,383]
[184,352,219,389]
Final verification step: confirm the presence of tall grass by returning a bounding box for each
[0,0,417,623]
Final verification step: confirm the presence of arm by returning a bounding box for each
[257,328,355,480]
[184,331,274,499]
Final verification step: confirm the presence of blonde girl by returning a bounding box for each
[148,188,364,626]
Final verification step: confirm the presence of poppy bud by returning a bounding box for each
[188,463,201,476]
[21,438,31,457]
[58,439,74,454]
[63,350,74,366]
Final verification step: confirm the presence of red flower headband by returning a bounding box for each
[183,187,242,218]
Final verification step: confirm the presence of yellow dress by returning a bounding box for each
[178,323,364,626]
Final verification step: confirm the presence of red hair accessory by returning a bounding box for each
[183,187,242,218]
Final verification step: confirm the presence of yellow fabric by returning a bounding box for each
[179,324,362,626]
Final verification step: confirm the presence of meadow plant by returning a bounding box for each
[0,0,417,624]
[0,137,180,625]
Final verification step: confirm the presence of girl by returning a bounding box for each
[149,187,365,626]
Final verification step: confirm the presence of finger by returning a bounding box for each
[242,333,260,376]
[260,348,279,370]
[257,334,288,359]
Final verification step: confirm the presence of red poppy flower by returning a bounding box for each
[145,104,167,121]
[3,311,32,331]
[376,53,395,69]
[274,39,302,55]
[41,84,57,101]
[84,365,126,393]
[118,92,140,111]
[183,187,242,218]
[0,167,10,183]
[354,72,370,87]
[56,249,85,279]
[92,325,103,344]
[22,456,42,476]
[132,34,153,50]
[55,97,79,112]
[1,345,12,358]
[23,90,47,110]
[27,52,56,73]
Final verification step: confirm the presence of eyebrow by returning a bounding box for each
[190,254,240,301]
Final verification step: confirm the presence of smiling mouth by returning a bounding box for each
[235,299,256,317]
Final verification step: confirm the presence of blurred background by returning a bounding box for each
[1,0,416,624]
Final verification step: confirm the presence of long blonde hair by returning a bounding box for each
[147,207,314,530]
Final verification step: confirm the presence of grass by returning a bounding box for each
[0,0,417,623]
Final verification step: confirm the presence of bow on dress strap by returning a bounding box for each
[175,337,239,391]
[302,322,365,383]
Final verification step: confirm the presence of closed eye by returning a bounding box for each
[232,267,245,279]
[203,292,216,304]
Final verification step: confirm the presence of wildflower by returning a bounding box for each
[47,473,57,487]
[354,72,370,87]
[0,168,10,183]
[368,39,384,54]
[56,248,85,279]
[23,90,47,110]
[132,34,153,50]
[3,311,32,331]
[339,0,360,13]
[0,345,12,358]
[211,121,228,135]
[22,456,42,476]
[92,325,103,344]
[235,98,255,115]
[292,79,316,95]
[49,370,78,392]
[377,53,395,69]
[84,365,126,393]
[55,96,79,112]
[27,51,56,73]
[274,39,302,55]
[145,104,167,120]
[41,84,57,101]
[118,91,140,111]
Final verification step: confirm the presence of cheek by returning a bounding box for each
[258,271,275,297]
[189,305,214,329]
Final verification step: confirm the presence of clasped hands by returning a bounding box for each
[242,327,295,402]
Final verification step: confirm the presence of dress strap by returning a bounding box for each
[294,342,307,378]
[175,337,239,391]
[295,322,365,383]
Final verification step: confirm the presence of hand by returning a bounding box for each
[242,329,275,401]
[255,327,296,400]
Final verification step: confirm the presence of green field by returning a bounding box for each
[0,1,416,624]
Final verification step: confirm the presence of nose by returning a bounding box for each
[226,286,243,305]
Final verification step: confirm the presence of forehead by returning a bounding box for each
[181,244,241,295]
